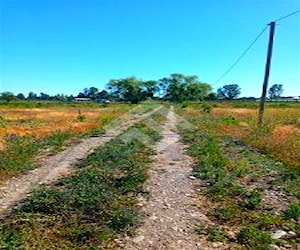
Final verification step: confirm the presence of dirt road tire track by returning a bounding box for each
[0,106,162,218]
[118,107,210,250]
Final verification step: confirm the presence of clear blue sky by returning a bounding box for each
[0,0,299,97]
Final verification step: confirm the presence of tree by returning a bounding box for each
[159,73,212,102]
[0,92,16,102]
[268,84,283,100]
[27,92,38,100]
[16,93,26,100]
[205,92,218,101]
[143,80,158,99]
[87,87,99,100]
[39,92,50,100]
[107,77,154,104]
[217,84,241,100]
[96,90,109,100]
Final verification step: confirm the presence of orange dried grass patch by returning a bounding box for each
[0,107,125,149]
[212,108,256,119]
[272,125,300,144]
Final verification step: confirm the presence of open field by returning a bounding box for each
[0,102,159,181]
[0,105,166,249]
[179,102,300,170]
[0,103,131,148]
[178,102,300,249]
[0,102,299,249]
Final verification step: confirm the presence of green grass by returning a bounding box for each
[178,110,300,249]
[0,130,75,177]
[237,226,273,250]
[284,201,300,219]
[0,111,164,249]
[0,136,40,172]
[195,224,229,242]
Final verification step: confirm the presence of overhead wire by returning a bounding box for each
[213,25,268,85]
[274,9,300,22]
[213,9,300,86]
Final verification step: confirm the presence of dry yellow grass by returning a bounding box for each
[180,103,300,169]
[0,106,129,149]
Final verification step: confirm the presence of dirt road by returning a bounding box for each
[119,107,210,250]
[0,106,162,218]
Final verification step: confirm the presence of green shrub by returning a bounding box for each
[195,224,229,242]
[212,205,240,222]
[0,225,26,249]
[42,130,73,151]
[109,207,139,233]
[237,226,273,250]
[207,226,229,242]
[76,114,86,122]
[285,201,300,219]
[243,188,263,210]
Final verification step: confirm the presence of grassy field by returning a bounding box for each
[0,102,134,147]
[0,101,299,249]
[179,101,300,170]
[0,108,167,249]
[178,102,300,249]
[0,102,159,181]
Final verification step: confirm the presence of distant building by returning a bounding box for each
[74,97,92,102]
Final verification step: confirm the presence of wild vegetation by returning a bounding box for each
[178,102,300,249]
[179,102,300,170]
[0,99,299,249]
[0,103,158,181]
[0,108,166,249]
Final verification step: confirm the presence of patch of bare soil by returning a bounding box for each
[117,107,211,250]
[0,107,162,218]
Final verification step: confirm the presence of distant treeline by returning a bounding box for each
[0,73,288,104]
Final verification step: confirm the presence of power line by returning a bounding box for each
[274,9,300,22]
[214,25,268,85]
[213,9,300,86]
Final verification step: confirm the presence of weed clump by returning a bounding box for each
[237,226,273,250]
[195,224,229,242]
[243,188,263,210]
[211,205,240,223]
[284,201,300,220]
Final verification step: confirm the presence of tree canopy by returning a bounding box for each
[0,92,17,102]
[268,84,283,100]
[217,84,241,100]
[159,73,212,102]
[107,77,156,104]
[0,73,255,104]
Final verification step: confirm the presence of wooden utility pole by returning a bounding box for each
[258,22,276,125]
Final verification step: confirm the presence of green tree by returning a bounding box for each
[107,77,148,104]
[143,80,158,99]
[16,93,26,100]
[205,92,218,101]
[27,92,38,100]
[268,84,283,100]
[159,73,212,102]
[217,84,241,100]
[0,92,17,102]
[81,87,99,100]
[96,90,109,100]
[39,92,50,100]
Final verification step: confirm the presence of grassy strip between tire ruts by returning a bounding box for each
[179,119,299,250]
[0,109,166,249]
